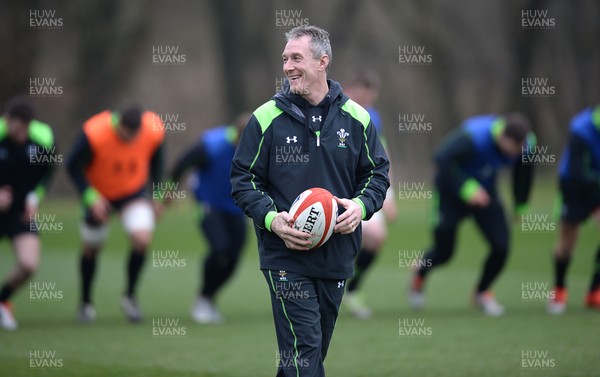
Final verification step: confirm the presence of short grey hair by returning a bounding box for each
[285,25,332,69]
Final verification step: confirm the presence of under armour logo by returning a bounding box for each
[286,136,297,144]
[337,281,345,289]
[312,115,322,122]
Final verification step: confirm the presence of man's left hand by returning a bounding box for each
[334,197,362,234]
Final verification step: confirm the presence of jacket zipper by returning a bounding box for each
[315,131,321,147]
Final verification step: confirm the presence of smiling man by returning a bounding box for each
[231,26,389,376]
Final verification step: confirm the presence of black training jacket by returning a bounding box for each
[230,80,389,279]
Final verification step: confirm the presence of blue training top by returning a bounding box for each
[462,115,526,191]
[193,126,243,215]
[367,106,382,134]
[558,107,600,180]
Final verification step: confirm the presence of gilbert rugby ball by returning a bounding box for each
[288,187,338,249]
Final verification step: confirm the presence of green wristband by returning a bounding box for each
[459,179,481,202]
[352,197,366,220]
[265,211,277,232]
[83,187,100,207]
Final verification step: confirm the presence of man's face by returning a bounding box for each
[6,117,29,144]
[497,133,524,158]
[282,36,327,96]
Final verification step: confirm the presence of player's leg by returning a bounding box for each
[78,211,109,322]
[263,270,324,377]
[548,179,593,313]
[345,212,386,319]
[0,232,40,330]
[193,208,247,323]
[472,199,509,316]
[585,209,600,310]
[316,277,345,362]
[410,191,465,309]
[547,221,578,314]
[120,198,155,322]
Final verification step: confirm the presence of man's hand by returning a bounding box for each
[0,186,13,212]
[89,196,111,223]
[22,192,39,223]
[271,211,312,251]
[334,197,362,234]
[467,187,490,208]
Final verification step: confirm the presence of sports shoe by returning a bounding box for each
[121,296,143,323]
[0,302,17,330]
[191,296,223,324]
[408,274,426,310]
[547,287,567,315]
[344,291,372,319]
[474,291,505,317]
[78,303,97,323]
[585,289,600,310]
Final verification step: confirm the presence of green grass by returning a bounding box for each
[1,180,599,377]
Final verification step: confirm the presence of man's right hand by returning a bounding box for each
[468,187,490,208]
[89,196,111,223]
[0,186,13,212]
[270,212,313,251]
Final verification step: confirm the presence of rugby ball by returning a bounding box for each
[289,187,338,249]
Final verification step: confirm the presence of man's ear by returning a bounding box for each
[319,55,330,71]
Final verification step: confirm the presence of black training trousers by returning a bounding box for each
[420,191,509,293]
[263,269,346,377]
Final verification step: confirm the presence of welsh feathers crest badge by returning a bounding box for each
[337,128,349,148]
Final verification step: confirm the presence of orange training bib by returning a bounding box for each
[82,110,164,200]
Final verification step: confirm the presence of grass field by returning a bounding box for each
[1,179,599,377]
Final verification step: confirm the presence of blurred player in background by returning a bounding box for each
[548,105,600,314]
[342,69,397,319]
[410,113,535,316]
[0,97,56,330]
[231,25,389,376]
[168,113,249,324]
[67,105,165,323]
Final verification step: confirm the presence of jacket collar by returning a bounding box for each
[273,79,346,120]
